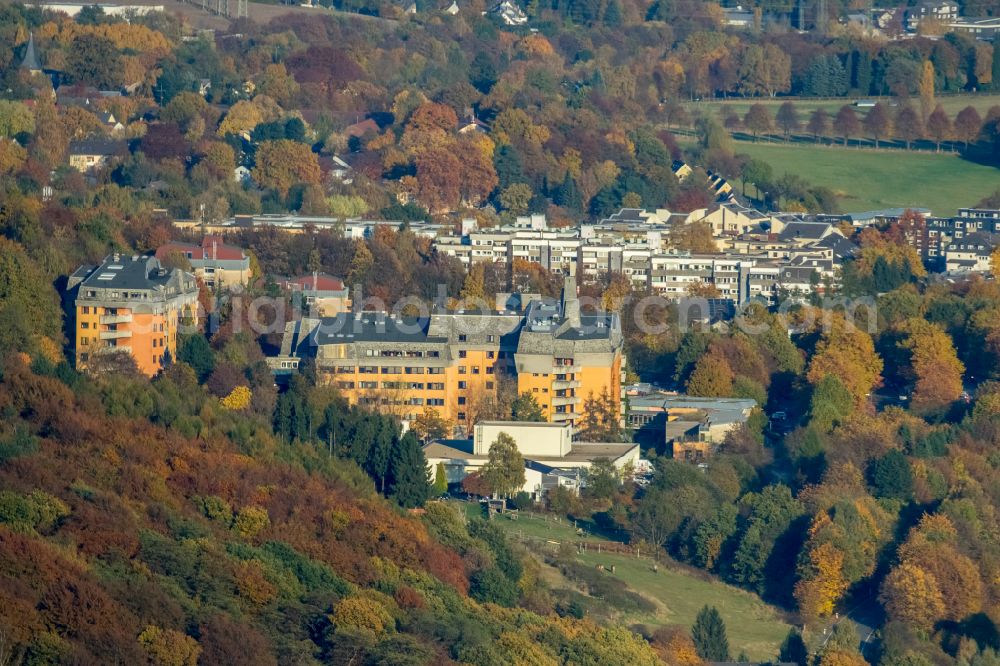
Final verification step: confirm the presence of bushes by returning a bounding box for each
[557,561,656,614]
[0,490,70,534]
[0,425,38,462]
[469,567,519,607]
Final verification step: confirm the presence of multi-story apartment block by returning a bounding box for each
[68,254,200,376]
[269,278,624,432]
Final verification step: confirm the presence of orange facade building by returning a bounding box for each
[271,278,625,433]
[69,255,200,376]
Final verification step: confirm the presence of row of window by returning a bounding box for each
[342,365,497,376]
[335,381,495,392]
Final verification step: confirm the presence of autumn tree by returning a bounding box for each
[252,140,321,198]
[686,353,734,397]
[795,541,848,621]
[411,407,452,442]
[217,100,264,137]
[925,104,952,151]
[137,625,201,666]
[898,319,964,413]
[863,103,892,148]
[806,315,883,404]
[775,102,800,140]
[954,106,982,149]
[880,562,945,630]
[481,432,525,498]
[744,104,773,142]
[651,626,704,666]
[807,108,831,142]
[833,106,861,146]
[895,105,924,150]
[415,146,462,212]
[919,60,936,121]
[896,514,983,621]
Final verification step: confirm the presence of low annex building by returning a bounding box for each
[628,392,758,462]
[423,421,641,498]
[155,235,250,289]
[68,254,199,376]
[277,273,351,316]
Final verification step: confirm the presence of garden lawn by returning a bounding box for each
[734,142,999,215]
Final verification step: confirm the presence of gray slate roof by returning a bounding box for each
[20,33,41,72]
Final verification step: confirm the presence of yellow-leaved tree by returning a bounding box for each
[898,319,964,413]
[880,561,945,630]
[806,315,883,405]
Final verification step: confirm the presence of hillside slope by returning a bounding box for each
[0,357,661,665]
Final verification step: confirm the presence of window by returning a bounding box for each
[81,337,88,346]
[457,412,466,421]
[82,306,90,314]
[472,367,480,375]
[458,366,467,374]
[360,381,378,389]
[337,381,355,389]
[81,322,89,329]
[486,367,494,375]
[487,351,495,359]
[428,398,445,406]
[428,383,444,390]
[487,335,495,343]
[458,397,466,405]
[486,382,494,390]
[458,350,467,358]
[458,381,467,389]
[458,334,467,342]
[428,367,444,375]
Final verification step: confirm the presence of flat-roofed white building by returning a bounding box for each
[424,420,640,497]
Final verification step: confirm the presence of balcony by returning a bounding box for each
[553,378,580,389]
[551,395,578,407]
[550,411,576,422]
[99,329,132,340]
[100,314,133,324]
[552,364,580,373]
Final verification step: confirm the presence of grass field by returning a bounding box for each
[461,503,792,660]
[731,141,1000,215]
[685,93,1000,119]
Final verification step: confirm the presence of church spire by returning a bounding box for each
[20,32,41,75]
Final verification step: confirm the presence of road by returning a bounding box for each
[816,595,882,659]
